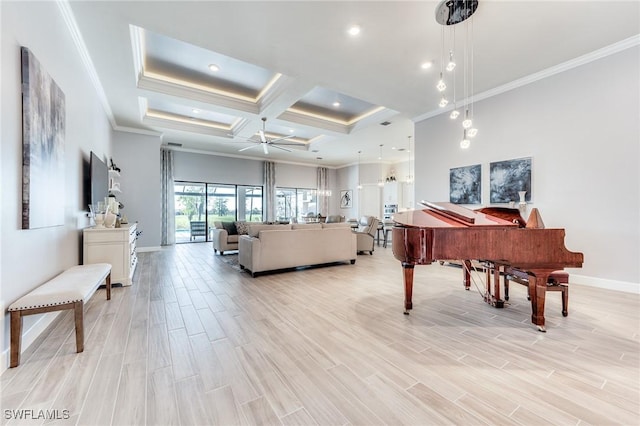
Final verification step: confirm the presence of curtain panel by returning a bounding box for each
[264,161,276,222]
[317,167,330,216]
[160,148,176,245]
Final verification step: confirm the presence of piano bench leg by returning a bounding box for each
[547,283,569,317]
[504,279,510,301]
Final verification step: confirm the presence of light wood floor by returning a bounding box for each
[2,243,639,425]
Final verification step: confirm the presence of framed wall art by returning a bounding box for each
[21,47,66,229]
[449,164,481,204]
[340,190,353,208]
[489,157,532,204]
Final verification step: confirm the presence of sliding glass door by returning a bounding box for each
[207,184,236,224]
[174,183,207,243]
[174,182,263,243]
[276,187,317,222]
[239,185,263,222]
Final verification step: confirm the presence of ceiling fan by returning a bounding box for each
[236,117,304,155]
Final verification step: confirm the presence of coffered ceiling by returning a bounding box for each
[64,1,639,167]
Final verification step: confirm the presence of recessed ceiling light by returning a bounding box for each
[192,108,200,114]
[333,101,341,107]
[289,129,294,134]
[208,64,220,72]
[347,25,361,36]
[421,61,433,70]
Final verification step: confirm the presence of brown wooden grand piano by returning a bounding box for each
[392,201,583,331]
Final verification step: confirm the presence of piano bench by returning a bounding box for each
[504,269,569,317]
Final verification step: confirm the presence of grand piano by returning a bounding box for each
[392,201,583,331]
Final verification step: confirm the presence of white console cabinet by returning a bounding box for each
[83,223,137,286]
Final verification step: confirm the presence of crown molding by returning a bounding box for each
[137,74,260,115]
[57,0,116,128]
[413,34,640,124]
[164,145,338,169]
[112,125,162,137]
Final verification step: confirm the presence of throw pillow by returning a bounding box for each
[235,221,249,235]
[221,221,237,235]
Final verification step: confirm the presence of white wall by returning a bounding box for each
[113,131,162,249]
[1,1,113,367]
[414,47,639,289]
[173,151,263,186]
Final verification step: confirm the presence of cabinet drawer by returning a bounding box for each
[83,229,128,243]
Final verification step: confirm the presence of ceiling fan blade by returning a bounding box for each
[273,141,305,146]
[271,144,292,152]
[269,135,296,143]
[238,145,256,152]
[259,129,267,143]
[262,143,269,155]
[227,134,255,141]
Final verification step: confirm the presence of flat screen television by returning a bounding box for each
[89,151,109,209]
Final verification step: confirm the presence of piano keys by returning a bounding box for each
[392,201,583,331]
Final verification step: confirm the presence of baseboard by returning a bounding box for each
[136,246,162,253]
[571,274,639,294]
[0,311,62,374]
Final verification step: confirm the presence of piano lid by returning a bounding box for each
[393,201,518,228]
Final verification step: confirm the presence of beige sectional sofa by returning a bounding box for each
[238,223,357,277]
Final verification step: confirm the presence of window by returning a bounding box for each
[276,187,317,222]
[175,182,263,243]
[239,185,263,222]
[174,183,207,243]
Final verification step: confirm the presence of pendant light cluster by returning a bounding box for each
[357,150,363,190]
[378,144,385,187]
[406,136,414,184]
[435,0,479,149]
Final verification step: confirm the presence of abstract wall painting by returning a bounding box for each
[449,164,481,204]
[489,157,532,204]
[21,47,66,229]
[340,190,353,208]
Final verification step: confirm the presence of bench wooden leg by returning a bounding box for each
[74,301,84,353]
[10,311,22,368]
[106,272,111,300]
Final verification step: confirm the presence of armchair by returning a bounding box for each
[211,221,240,254]
[353,216,379,254]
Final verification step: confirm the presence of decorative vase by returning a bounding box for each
[518,191,527,204]
[94,213,105,228]
[104,211,117,228]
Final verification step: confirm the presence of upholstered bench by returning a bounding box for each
[504,268,569,317]
[7,263,112,367]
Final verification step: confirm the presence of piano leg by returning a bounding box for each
[528,270,553,332]
[463,260,471,290]
[402,263,414,314]
[483,262,505,308]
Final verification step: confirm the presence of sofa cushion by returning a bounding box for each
[292,223,322,230]
[235,221,249,235]
[222,221,238,235]
[322,222,351,229]
[227,234,239,244]
[247,223,292,237]
[214,221,223,229]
